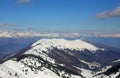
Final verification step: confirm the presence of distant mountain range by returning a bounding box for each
[0,31,120,38]
[0,39,120,78]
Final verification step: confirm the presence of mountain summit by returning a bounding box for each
[31,39,99,51]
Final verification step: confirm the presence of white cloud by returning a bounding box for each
[96,6,120,19]
[16,0,32,4]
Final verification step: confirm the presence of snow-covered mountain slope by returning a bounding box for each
[93,63,120,78]
[0,58,82,78]
[31,39,100,51]
[0,39,120,78]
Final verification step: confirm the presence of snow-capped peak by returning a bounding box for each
[32,39,99,51]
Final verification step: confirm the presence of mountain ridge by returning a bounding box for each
[0,38,120,78]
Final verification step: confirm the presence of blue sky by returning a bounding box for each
[0,0,120,32]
